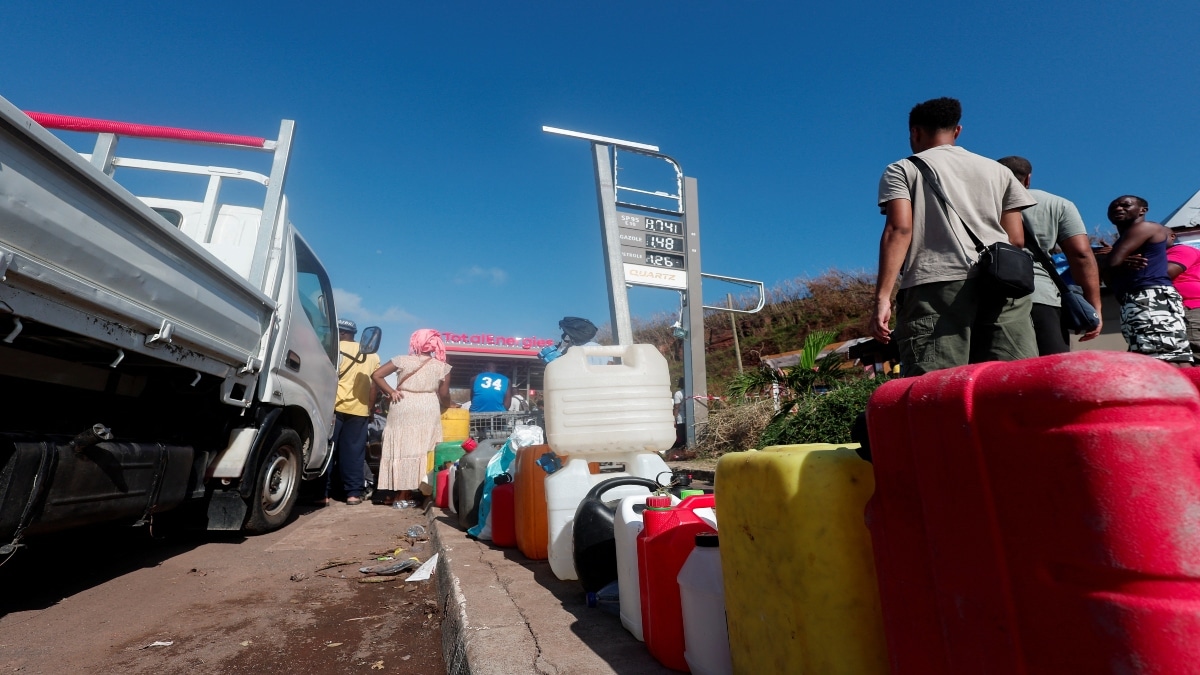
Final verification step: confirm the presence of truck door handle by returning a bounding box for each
[285,351,301,371]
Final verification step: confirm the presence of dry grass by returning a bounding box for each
[694,398,776,458]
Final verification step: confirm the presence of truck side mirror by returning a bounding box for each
[359,326,382,355]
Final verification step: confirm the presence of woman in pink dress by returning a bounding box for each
[370,329,454,507]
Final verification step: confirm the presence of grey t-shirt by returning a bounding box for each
[1023,188,1087,307]
[878,145,1037,290]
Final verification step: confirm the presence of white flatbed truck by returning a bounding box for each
[0,95,372,557]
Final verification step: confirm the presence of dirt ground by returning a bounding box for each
[0,499,445,674]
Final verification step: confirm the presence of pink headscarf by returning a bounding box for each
[409,329,447,362]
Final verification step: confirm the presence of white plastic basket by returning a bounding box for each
[469,412,538,441]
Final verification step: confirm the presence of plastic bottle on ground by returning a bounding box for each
[586,580,621,616]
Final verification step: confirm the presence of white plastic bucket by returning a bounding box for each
[546,452,670,581]
[678,533,733,675]
[544,344,675,456]
[615,492,680,641]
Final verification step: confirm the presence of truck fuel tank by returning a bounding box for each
[0,433,198,549]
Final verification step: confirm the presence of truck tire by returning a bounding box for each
[243,427,302,534]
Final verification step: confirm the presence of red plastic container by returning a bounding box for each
[490,474,516,548]
[637,493,717,672]
[434,468,452,509]
[1183,366,1200,393]
[866,351,1200,674]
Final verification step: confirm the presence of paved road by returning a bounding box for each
[0,501,444,674]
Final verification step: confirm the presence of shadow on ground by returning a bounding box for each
[0,523,213,616]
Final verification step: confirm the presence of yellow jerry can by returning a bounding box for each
[716,443,888,674]
[441,408,470,442]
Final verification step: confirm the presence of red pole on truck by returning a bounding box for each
[24,112,271,149]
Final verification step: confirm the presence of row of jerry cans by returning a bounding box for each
[438,344,677,556]
[434,349,1200,673]
[437,439,674,574]
[620,490,727,673]
[595,444,883,674]
[435,438,503,531]
[708,351,1200,674]
[423,409,470,508]
[540,342,676,580]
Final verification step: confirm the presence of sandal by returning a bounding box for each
[346,496,363,506]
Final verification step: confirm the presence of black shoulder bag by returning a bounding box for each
[1020,220,1101,333]
[908,155,1035,299]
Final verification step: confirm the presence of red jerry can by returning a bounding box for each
[434,467,452,509]
[490,473,517,548]
[1182,366,1200,394]
[638,493,717,672]
[866,351,1200,675]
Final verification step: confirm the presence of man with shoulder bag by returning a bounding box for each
[326,319,380,506]
[997,156,1103,354]
[871,97,1039,377]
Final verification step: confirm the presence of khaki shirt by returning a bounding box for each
[878,145,1036,290]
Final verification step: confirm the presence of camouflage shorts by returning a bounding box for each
[1119,286,1193,363]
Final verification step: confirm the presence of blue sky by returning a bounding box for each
[4,1,1199,361]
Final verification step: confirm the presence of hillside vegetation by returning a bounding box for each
[631,269,877,394]
[612,270,881,456]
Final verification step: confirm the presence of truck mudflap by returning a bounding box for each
[0,432,198,552]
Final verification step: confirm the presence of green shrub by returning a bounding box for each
[759,376,890,447]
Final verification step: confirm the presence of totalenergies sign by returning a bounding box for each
[441,332,556,351]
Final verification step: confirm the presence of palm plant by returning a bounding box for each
[726,329,853,406]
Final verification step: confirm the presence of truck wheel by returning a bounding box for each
[244,427,302,534]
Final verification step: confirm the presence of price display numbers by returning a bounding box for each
[643,218,682,235]
[645,234,683,252]
[643,252,686,269]
[619,214,683,236]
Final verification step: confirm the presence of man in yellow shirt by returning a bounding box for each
[326,319,380,505]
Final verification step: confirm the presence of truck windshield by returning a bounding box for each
[294,237,337,364]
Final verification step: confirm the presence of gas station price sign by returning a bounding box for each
[618,214,686,265]
[618,212,688,289]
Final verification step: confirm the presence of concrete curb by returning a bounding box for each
[430,508,675,675]
[433,515,540,675]
[436,519,472,675]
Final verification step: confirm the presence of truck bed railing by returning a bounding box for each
[24,111,294,294]
[0,95,289,407]
[23,113,275,149]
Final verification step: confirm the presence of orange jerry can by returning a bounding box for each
[514,444,562,560]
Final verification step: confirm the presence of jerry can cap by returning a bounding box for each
[646,495,674,509]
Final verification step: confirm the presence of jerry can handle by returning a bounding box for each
[577,344,630,357]
[584,476,659,501]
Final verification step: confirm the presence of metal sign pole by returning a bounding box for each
[681,176,707,445]
[592,142,633,345]
[544,127,750,449]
